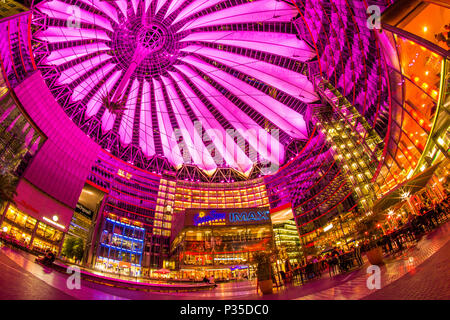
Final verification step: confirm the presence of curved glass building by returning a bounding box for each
[0,0,448,299]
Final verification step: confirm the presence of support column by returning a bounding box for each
[57,232,65,256]
[29,221,39,250]
[87,196,107,267]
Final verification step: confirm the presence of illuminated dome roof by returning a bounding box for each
[32,0,318,176]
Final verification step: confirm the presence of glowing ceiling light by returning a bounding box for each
[401,191,410,200]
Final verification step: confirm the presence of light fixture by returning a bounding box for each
[2,227,7,232]
[401,191,410,200]
[52,215,59,222]
[43,217,65,230]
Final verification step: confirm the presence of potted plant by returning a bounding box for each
[356,219,384,265]
[252,251,273,294]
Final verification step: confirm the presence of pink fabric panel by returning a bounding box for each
[13,71,101,208]
[14,179,74,231]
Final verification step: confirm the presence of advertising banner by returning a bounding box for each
[185,207,271,227]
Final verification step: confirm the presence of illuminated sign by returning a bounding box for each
[43,216,66,230]
[75,203,94,219]
[193,210,226,226]
[188,208,271,227]
[229,210,270,223]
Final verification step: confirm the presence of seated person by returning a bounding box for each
[36,249,56,265]
[47,251,56,264]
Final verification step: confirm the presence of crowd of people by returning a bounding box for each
[374,195,449,255]
[277,245,364,287]
[275,194,449,288]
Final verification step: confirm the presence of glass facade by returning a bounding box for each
[173,180,269,211]
[273,220,302,264]
[95,217,145,277]
[171,223,273,279]
[0,0,448,299]
[0,205,63,253]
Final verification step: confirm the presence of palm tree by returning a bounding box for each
[0,173,17,207]
[102,92,127,116]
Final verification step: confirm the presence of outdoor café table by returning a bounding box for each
[338,252,355,272]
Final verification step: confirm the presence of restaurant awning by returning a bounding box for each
[372,162,441,213]
[154,268,171,274]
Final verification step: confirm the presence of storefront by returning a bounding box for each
[0,179,72,254]
[170,207,273,281]
[94,216,145,277]
[0,205,65,253]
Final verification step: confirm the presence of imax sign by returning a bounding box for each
[228,210,270,224]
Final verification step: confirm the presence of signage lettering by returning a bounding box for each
[191,208,270,226]
[229,210,270,223]
[193,210,226,226]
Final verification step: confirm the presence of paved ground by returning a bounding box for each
[0,221,449,300]
[0,249,74,300]
[363,240,450,300]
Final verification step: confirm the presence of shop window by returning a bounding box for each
[396,3,450,51]
[35,222,62,242]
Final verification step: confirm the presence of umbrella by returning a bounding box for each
[321,247,334,254]
[154,268,171,274]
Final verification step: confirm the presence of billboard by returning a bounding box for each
[185,207,271,227]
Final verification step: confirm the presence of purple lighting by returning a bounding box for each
[139,80,156,156]
[119,79,139,145]
[180,45,318,102]
[176,0,298,32]
[180,31,316,62]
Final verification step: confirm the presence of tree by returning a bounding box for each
[252,251,273,281]
[62,237,84,261]
[72,238,85,262]
[356,218,377,238]
[62,237,76,259]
